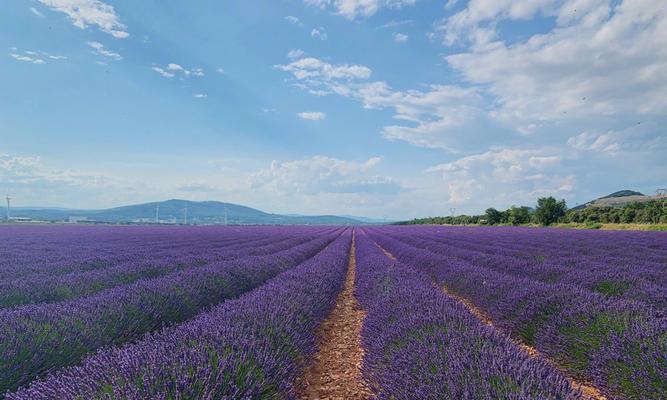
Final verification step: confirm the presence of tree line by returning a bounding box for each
[397,197,667,226]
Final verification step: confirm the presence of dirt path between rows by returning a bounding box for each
[299,233,372,400]
[372,239,606,400]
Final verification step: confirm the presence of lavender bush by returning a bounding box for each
[365,226,666,400]
[354,231,581,400]
[0,227,342,393]
[6,231,351,399]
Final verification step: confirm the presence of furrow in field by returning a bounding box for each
[299,232,372,400]
[372,237,606,399]
[355,230,581,399]
[366,228,665,400]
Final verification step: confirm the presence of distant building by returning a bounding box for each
[68,216,89,223]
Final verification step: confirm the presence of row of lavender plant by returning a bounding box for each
[0,225,330,282]
[0,228,342,394]
[365,227,666,400]
[414,226,667,266]
[0,231,321,309]
[6,230,352,399]
[354,231,581,400]
[394,226,667,279]
[378,227,667,310]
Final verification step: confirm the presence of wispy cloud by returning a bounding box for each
[305,0,417,20]
[285,15,303,26]
[311,27,328,40]
[288,49,305,59]
[193,93,208,99]
[297,111,326,120]
[151,67,175,78]
[38,0,129,38]
[87,41,122,61]
[152,63,204,79]
[9,49,66,64]
[394,33,408,43]
[377,19,413,29]
[29,7,45,17]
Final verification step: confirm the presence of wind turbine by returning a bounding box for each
[224,205,228,226]
[5,195,11,222]
[155,205,160,224]
[184,207,188,225]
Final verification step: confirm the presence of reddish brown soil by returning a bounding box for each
[376,241,606,400]
[299,235,372,400]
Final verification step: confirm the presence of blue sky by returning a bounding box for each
[1,0,665,219]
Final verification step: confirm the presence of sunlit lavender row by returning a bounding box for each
[1,226,342,394]
[365,226,667,400]
[354,231,581,399]
[7,231,351,399]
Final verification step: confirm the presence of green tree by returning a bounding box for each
[534,197,567,226]
[508,206,531,225]
[485,208,503,225]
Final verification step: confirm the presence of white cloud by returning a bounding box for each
[41,52,67,60]
[276,56,490,151]
[29,7,45,17]
[275,57,372,88]
[288,49,305,59]
[38,0,129,38]
[152,63,204,79]
[0,151,142,208]
[306,0,417,19]
[87,41,121,61]
[377,19,413,29]
[285,15,303,26]
[193,93,208,99]
[297,111,327,120]
[151,67,175,78]
[442,0,667,129]
[9,53,46,64]
[567,124,666,156]
[311,26,328,40]
[216,68,225,74]
[281,1,666,157]
[304,0,330,9]
[8,49,66,65]
[250,155,403,196]
[426,147,573,205]
[394,33,408,43]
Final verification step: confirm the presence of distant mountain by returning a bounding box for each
[571,190,657,210]
[339,215,394,224]
[6,199,362,225]
[599,190,644,199]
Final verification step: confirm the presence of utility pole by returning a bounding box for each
[5,195,11,222]
[155,205,160,224]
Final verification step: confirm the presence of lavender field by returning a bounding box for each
[1,225,665,399]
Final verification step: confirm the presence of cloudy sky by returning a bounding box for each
[2,0,665,219]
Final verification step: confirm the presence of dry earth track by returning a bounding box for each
[299,233,372,400]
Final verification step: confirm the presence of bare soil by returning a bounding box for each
[299,235,372,400]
